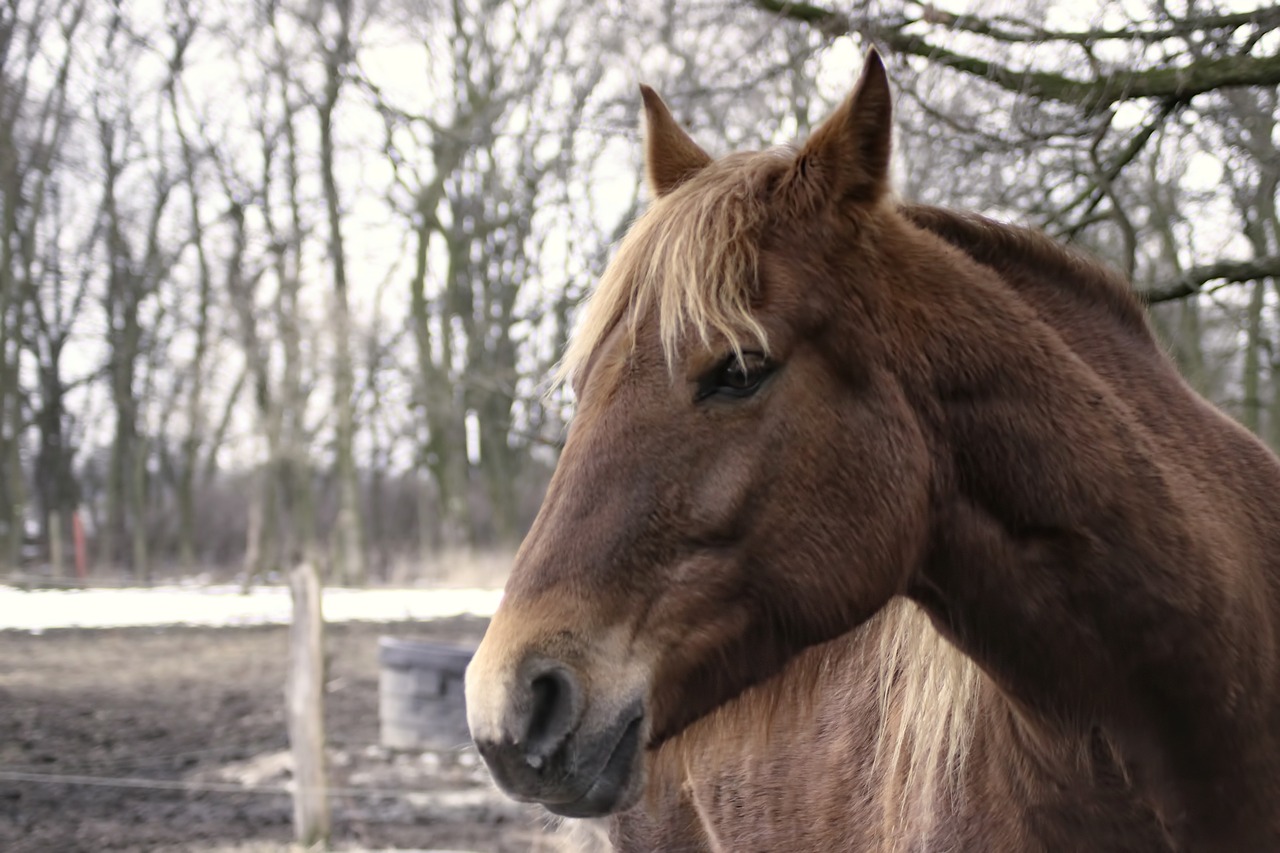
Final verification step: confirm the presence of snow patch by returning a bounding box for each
[0,585,503,632]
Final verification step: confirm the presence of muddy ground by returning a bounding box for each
[0,616,588,852]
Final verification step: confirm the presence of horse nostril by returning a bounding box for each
[523,665,580,770]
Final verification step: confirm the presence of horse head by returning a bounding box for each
[465,51,934,817]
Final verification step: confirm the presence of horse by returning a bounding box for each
[464,49,1280,851]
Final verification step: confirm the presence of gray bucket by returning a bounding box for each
[378,637,476,751]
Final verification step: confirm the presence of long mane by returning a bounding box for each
[654,599,980,845]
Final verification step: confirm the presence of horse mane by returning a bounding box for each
[901,203,1150,334]
[870,600,979,835]
[652,598,979,845]
[557,151,793,384]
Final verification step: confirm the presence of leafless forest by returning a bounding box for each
[4,0,1279,584]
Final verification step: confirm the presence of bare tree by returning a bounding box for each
[94,21,183,579]
[0,0,90,571]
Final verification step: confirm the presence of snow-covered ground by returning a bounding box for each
[0,584,503,632]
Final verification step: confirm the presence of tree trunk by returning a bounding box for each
[1242,278,1266,433]
[318,0,365,585]
[274,39,318,567]
[409,215,472,549]
[48,510,64,578]
[168,28,212,573]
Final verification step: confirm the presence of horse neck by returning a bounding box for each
[891,229,1280,844]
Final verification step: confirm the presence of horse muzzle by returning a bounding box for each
[467,654,648,817]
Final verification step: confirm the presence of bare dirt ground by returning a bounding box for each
[0,617,586,852]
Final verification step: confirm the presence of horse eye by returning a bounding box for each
[699,352,772,401]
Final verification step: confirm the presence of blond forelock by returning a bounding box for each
[558,151,794,387]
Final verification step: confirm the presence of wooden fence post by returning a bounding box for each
[288,562,330,847]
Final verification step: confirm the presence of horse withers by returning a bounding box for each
[465,50,1280,851]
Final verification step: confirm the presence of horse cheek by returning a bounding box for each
[819,387,931,615]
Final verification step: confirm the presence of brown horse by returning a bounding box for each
[465,50,1280,851]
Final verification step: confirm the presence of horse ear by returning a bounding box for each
[792,47,893,206]
[640,85,712,197]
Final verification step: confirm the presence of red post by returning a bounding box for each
[71,511,88,580]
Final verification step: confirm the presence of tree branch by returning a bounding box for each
[751,0,847,30]
[749,1,1280,112]
[1051,99,1180,237]
[913,6,1280,46]
[1142,255,1280,303]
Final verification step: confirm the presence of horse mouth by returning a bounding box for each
[543,713,645,818]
